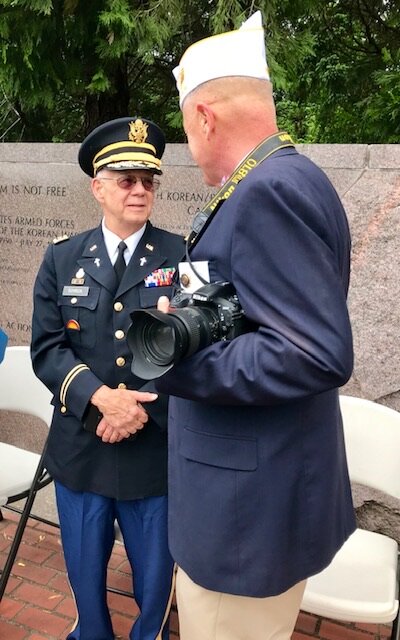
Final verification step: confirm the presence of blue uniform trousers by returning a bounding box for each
[55,482,174,640]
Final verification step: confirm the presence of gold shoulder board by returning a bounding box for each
[53,235,70,245]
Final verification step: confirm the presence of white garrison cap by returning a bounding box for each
[173,11,270,107]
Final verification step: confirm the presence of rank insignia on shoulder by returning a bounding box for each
[53,234,69,244]
[144,267,176,288]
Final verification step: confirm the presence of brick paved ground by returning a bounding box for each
[0,509,393,640]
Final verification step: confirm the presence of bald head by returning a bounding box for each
[187,76,274,106]
[182,77,278,185]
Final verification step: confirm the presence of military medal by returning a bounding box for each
[71,267,85,285]
[144,267,176,287]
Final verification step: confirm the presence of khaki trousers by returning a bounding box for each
[176,567,306,640]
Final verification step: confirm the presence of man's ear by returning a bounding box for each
[196,102,215,139]
[91,177,105,204]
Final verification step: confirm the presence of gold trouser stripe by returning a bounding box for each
[155,563,178,640]
[60,364,89,406]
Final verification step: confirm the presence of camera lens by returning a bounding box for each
[142,322,175,365]
[128,306,217,379]
[127,282,248,380]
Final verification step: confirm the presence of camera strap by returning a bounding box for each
[185,131,295,251]
[182,131,295,285]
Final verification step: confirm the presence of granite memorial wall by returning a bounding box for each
[0,142,399,412]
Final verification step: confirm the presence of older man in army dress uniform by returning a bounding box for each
[31,117,184,640]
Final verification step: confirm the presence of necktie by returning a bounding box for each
[114,241,127,284]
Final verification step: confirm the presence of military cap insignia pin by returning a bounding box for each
[129,119,148,143]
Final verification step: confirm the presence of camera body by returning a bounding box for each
[170,280,247,341]
[128,281,250,380]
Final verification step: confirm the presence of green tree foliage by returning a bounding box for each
[272,0,400,142]
[0,0,398,142]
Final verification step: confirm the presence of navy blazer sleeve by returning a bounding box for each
[157,160,353,405]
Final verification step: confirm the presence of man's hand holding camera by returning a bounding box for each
[90,385,158,443]
[157,296,171,313]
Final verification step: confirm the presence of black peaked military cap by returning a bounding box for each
[78,116,166,177]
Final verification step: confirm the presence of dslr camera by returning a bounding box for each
[127,281,250,380]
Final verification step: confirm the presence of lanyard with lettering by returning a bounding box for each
[185,131,295,251]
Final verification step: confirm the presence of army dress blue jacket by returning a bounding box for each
[31,221,184,500]
[157,147,356,597]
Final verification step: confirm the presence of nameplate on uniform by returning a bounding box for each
[62,286,89,297]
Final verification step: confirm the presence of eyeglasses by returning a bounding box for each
[97,175,160,192]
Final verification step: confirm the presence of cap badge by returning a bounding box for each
[178,67,185,91]
[129,119,148,143]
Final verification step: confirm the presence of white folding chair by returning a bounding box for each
[301,395,400,640]
[0,345,55,600]
[0,345,134,602]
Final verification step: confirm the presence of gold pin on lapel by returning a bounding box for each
[145,243,154,252]
[90,244,97,252]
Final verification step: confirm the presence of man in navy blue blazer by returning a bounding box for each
[156,11,356,640]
